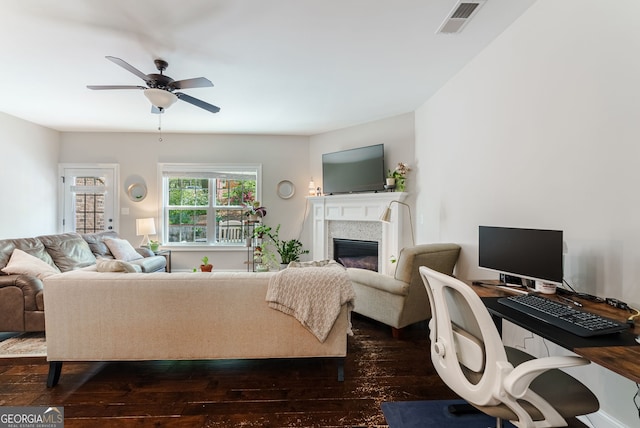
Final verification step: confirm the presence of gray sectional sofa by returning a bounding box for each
[0,231,166,332]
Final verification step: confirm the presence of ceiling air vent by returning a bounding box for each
[436,1,486,34]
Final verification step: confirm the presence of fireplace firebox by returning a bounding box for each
[333,238,378,272]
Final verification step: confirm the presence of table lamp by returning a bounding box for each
[136,218,156,247]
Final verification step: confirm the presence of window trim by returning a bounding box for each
[157,163,262,248]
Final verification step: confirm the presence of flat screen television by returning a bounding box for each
[478,226,564,285]
[322,144,385,194]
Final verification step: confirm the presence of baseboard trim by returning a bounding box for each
[579,409,627,428]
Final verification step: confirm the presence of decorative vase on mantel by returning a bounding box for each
[385,177,396,187]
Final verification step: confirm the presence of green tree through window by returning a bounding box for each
[161,164,260,246]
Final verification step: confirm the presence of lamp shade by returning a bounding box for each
[144,88,178,109]
[379,206,392,223]
[379,201,415,245]
[136,218,156,236]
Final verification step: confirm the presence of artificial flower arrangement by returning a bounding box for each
[387,162,411,191]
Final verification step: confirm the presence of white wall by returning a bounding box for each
[0,112,59,238]
[415,1,640,426]
[59,132,309,271]
[309,113,416,249]
[309,112,415,192]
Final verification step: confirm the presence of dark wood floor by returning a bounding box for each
[0,315,458,427]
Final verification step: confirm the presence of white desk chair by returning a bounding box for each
[418,266,599,428]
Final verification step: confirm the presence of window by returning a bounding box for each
[160,164,261,246]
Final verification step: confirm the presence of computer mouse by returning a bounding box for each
[635,335,640,345]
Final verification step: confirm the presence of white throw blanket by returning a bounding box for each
[266,260,355,342]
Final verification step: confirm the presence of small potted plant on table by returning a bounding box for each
[200,256,213,272]
[149,240,160,253]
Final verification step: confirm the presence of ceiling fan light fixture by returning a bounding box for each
[144,88,177,109]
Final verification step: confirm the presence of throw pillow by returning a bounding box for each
[82,231,119,257]
[1,248,61,279]
[104,238,143,262]
[96,258,141,273]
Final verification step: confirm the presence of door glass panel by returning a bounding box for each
[72,177,106,233]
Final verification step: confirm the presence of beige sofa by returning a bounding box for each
[43,270,350,387]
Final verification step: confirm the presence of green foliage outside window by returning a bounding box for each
[166,176,257,244]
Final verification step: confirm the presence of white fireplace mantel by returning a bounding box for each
[308,192,409,275]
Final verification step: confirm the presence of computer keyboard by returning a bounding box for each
[498,294,628,337]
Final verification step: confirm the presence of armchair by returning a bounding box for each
[418,266,599,427]
[346,243,460,337]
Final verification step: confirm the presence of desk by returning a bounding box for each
[468,281,640,383]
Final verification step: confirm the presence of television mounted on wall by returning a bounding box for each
[322,144,385,195]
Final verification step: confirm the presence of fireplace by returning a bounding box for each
[333,238,379,272]
[309,192,409,275]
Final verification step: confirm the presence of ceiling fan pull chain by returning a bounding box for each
[158,113,163,142]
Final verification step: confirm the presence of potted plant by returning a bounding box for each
[149,240,160,253]
[253,224,272,239]
[386,171,396,187]
[268,224,309,266]
[387,162,411,191]
[200,256,213,272]
[253,245,277,272]
[244,201,267,222]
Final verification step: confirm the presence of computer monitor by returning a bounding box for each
[478,226,564,285]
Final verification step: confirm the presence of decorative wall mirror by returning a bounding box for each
[277,180,295,199]
[127,182,147,202]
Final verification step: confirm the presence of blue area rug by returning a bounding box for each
[382,399,516,428]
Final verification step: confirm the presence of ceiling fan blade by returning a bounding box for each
[170,77,213,90]
[175,92,220,113]
[105,56,150,83]
[87,85,146,90]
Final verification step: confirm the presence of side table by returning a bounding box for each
[155,250,172,273]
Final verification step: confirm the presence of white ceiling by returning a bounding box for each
[0,0,535,135]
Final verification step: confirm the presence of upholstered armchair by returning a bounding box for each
[347,243,460,337]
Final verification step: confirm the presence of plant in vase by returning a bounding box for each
[253,245,277,272]
[253,224,272,239]
[268,224,309,266]
[244,201,267,222]
[200,256,213,272]
[388,162,411,192]
[149,240,160,253]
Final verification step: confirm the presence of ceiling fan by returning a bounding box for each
[87,56,220,114]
